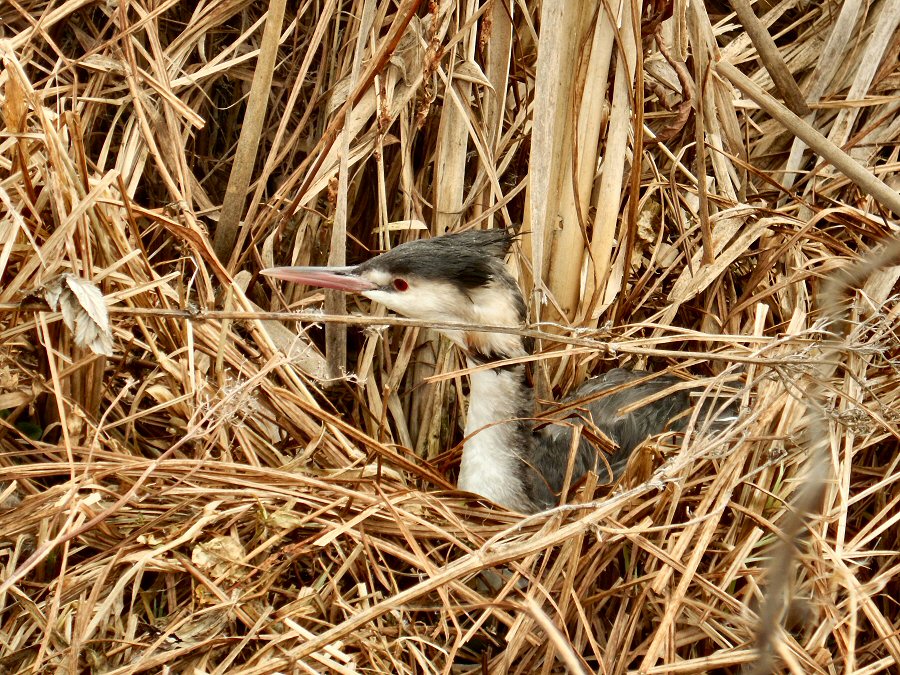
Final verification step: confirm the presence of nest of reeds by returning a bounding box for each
[2,1,899,673]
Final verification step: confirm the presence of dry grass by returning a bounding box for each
[2,0,900,673]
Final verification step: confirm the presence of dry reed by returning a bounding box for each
[1,1,899,673]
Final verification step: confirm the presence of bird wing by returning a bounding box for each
[531,368,738,508]
[526,368,741,508]
[540,369,686,479]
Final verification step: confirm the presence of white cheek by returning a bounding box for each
[470,284,521,327]
[361,288,400,312]
[362,284,468,322]
[469,284,525,354]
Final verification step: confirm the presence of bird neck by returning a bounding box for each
[457,337,537,513]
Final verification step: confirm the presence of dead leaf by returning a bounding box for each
[453,60,494,90]
[1,64,27,132]
[192,535,245,580]
[44,274,114,356]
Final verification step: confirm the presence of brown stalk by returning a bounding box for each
[2,1,900,672]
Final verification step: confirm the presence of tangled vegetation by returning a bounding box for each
[1,0,899,672]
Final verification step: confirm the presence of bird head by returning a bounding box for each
[262,229,528,361]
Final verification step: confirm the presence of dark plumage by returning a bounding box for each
[263,229,737,513]
[358,229,516,291]
[531,369,723,510]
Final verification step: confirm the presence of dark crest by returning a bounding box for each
[356,229,517,290]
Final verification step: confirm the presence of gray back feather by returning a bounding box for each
[524,369,733,510]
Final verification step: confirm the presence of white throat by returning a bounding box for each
[457,360,534,512]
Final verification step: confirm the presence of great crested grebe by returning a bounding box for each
[264,229,736,513]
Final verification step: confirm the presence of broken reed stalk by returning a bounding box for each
[2,1,899,673]
[212,0,287,263]
[716,60,900,216]
[750,235,900,673]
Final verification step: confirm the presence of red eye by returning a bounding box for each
[392,278,409,292]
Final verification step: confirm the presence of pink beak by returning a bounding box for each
[261,265,377,293]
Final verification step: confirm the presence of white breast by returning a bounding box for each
[457,365,533,512]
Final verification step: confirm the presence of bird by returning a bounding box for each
[263,229,737,513]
